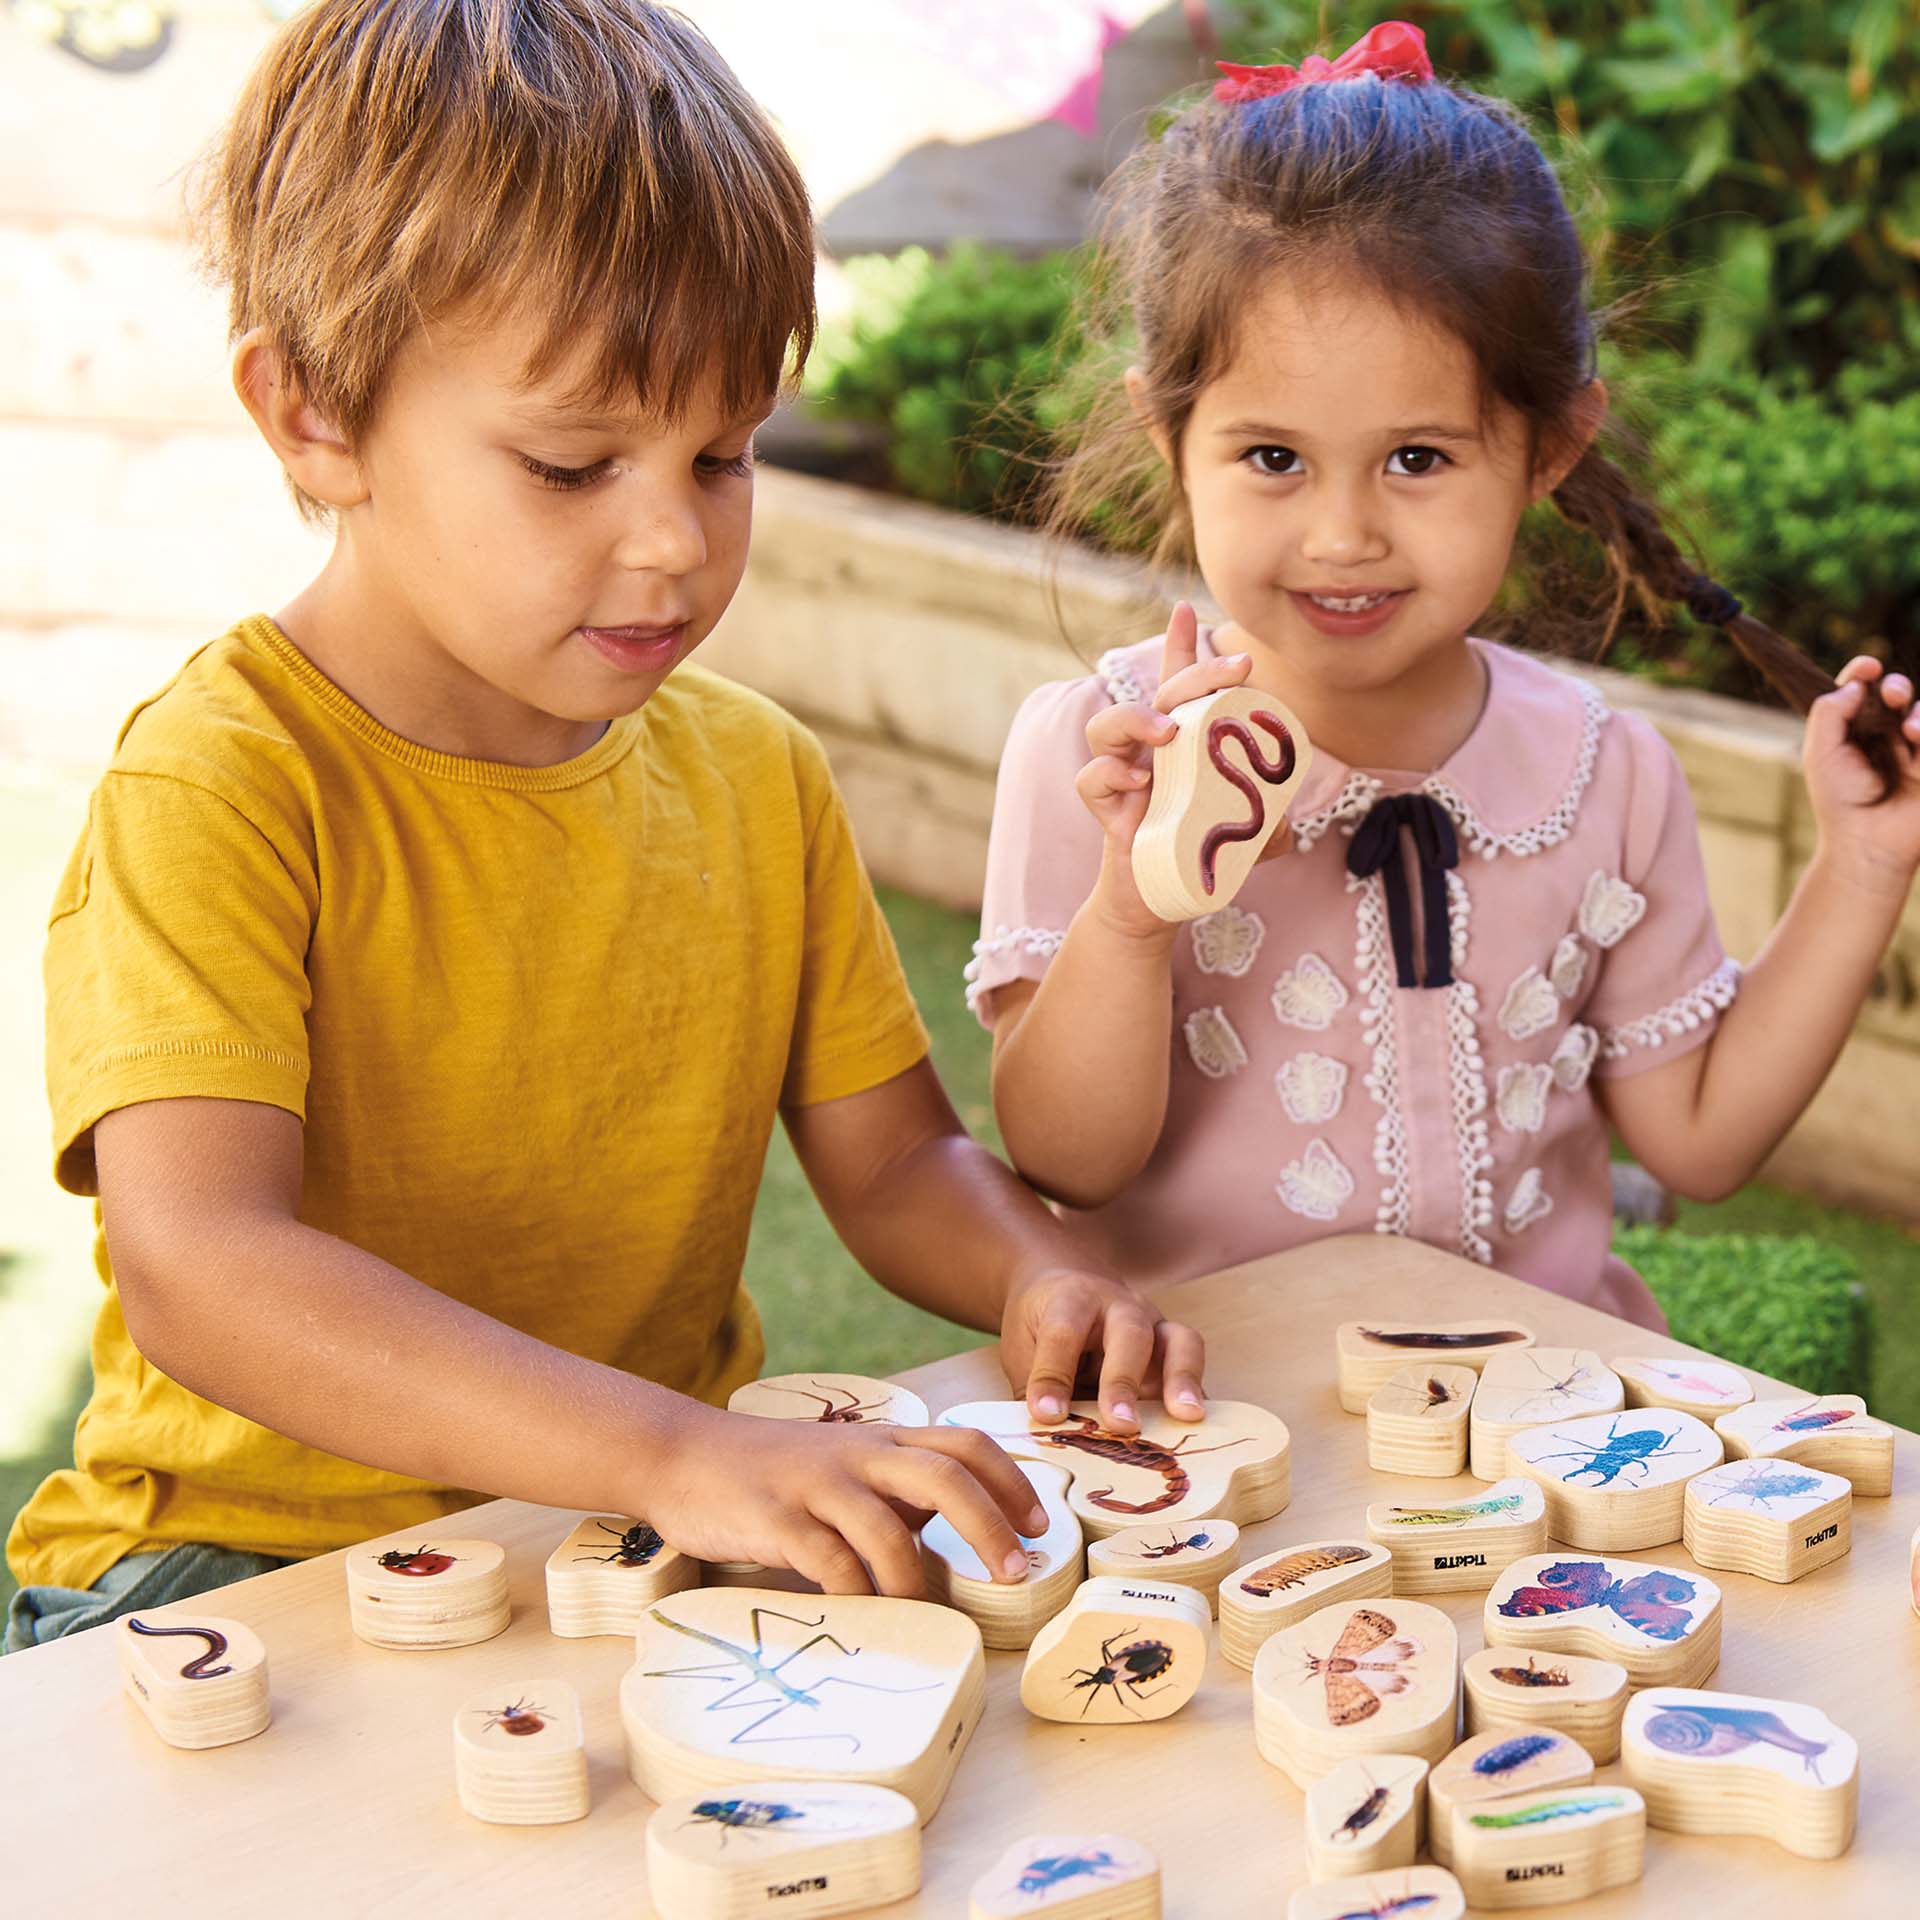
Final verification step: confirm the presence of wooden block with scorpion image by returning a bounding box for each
[1219,1539,1393,1671]
[1018,1576,1210,1726]
[1505,1407,1723,1552]
[1303,1752,1428,1884]
[1364,1478,1546,1594]
[1335,1320,1535,1415]
[968,1831,1161,1919]
[1713,1393,1894,1497]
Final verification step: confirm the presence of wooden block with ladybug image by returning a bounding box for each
[116,1613,270,1750]
[346,1535,509,1650]
[1129,684,1312,923]
[1085,1516,1239,1616]
[1219,1539,1393,1671]
[645,1780,921,1920]
[1714,1393,1893,1496]
[1018,1576,1209,1726]
[1461,1646,1630,1765]
[968,1831,1161,1920]
[921,1460,1083,1651]
[1425,1728,1593,1869]
[1303,1753,1428,1884]
[1334,1321,1534,1415]
[1447,1784,1645,1909]
[1285,1866,1465,1920]
[1611,1354,1753,1419]
[1504,1407,1723,1552]
[1483,1552,1721,1690]
[452,1676,588,1825]
[545,1513,698,1636]
[1364,1364,1475,1476]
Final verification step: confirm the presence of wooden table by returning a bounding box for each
[7,1236,1916,1914]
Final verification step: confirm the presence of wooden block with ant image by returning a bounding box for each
[1365,1364,1475,1476]
[1303,1753,1428,1883]
[621,1588,985,1824]
[452,1677,588,1825]
[345,1535,509,1650]
[116,1613,270,1750]
[1714,1393,1894,1496]
[1621,1687,1859,1860]
[1364,1478,1545,1594]
[1286,1866,1465,1920]
[1086,1516,1239,1615]
[646,1780,922,1920]
[1682,1457,1852,1584]
[1461,1646,1629,1765]
[1483,1552,1721,1690]
[1129,684,1313,923]
[968,1832,1161,1920]
[1448,1784,1645,1909]
[1611,1354,1753,1419]
[1467,1348,1622,1480]
[1335,1321,1534,1415]
[1018,1576,1209,1726]
[1425,1728,1593,1869]
[1219,1539,1393,1671]
[921,1459,1083,1651]
[937,1398,1289,1540]
[544,1513,698,1636]
[1505,1407,1723,1551]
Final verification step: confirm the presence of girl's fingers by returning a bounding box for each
[1156,1319,1208,1421]
[1076,753,1150,810]
[1879,673,1912,710]
[1153,652,1252,716]
[1087,703,1176,757]
[1835,655,1884,687]
[1022,1298,1100,1427]
[1159,600,1201,686]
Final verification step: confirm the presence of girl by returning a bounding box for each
[969,21,1920,1328]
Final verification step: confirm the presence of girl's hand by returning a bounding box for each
[1806,658,1920,895]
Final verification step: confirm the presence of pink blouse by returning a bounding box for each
[969,633,1740,1329]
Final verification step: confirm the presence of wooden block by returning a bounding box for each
[1286,1867,1464,1920]
[1505,1408,1723,1551]
[646,1780,921,1920]
[345,1536,509,1651]
[116,1613,269,1750]
[1483,1553,1721,1690]
[1365,1365,1474,1476]
[544,1514,699,1636]
[1303,1754,1428,1883]
[1448,1784,1645,1908]
[1018,1577,1209,1726]
[1426,1728,1592,1868]
[1364,1478,1545,1593]
[1130,685,1312,923]
[1461,1647,1629,1765]
[1335,1321,1534,1414]
[1086,1517,1239,1615]
[728,1372,931,1429]
[1219,1540,1392,1672]
[622,1588,984,1825]
[922,1461,1083,1651]
[1611,1354,1754,1418]
[968,1832,1160,1918]
[452,1678,588,1825]
[937,1399,1289,1540]
[1467,1349,1622,1480]
[1682,1458,1853,1583]
[1252,1597,1459,1787]
[1621,1687,1859,1860]
[1714,1394,1893,1496]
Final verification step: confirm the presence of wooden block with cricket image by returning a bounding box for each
[1365,1364,1475,1476]
[1303,1753,1428,1883]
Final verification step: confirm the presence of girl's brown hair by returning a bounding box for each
[1047,71,1898,788]
[193,0,816,523]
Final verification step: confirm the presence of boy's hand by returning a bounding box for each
[1001,1265,1206,1434]
[650,1404,1046,1599]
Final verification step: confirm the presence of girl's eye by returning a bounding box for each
[1243,445,1301,477]
[697,447,758,480]
[519,454,611,492]
[1388,445,1449,476]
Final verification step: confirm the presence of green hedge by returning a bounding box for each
[1614,1224,1873,1395]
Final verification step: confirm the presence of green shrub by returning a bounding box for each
[1613,1224,1873,1395]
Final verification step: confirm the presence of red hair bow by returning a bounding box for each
[1214,20,1432,103]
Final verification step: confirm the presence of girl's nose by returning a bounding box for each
[613,488,707,576]
[1298,480,1389,567]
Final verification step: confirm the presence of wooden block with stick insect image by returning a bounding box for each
[1425,1727,1593,1868]
[1460,1646,1629,1765]
[1363,1478,1546,1594]
[1713,1393,1894,1496]
[544,1514,698,1636]
[344,1535,509,1650]
[1468,1348,1623,1481]
[1682,1457,1853,1584]
[1364,1364,1475,1476]
[1285,1865,1465,1920]
[451,1677,588,1825]
[1611,1353,1754,1419]
[1447,1784,1645,1909]
[1253,1597,1459,1786]
[1018,1576,1209,1726]
[1219,1539,1392,1670]
[1129,683,1313,923]
[1504,1407,1723,1551]
[644,1780,921,1920]
[937,1398,1289,1539]
[921,1459,1083,1651]
[968,1832,1161,1920]
[1303,1753,1428,1883]
[1335,1321,1534,1414]
[116,1613,270,1750]
[621,1589,984,1824]
[1621,1687,1859,1860]
[1483,1552,1722,1690]
[1085,1516,1239,1616]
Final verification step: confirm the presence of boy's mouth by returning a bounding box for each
[576,622,687,674]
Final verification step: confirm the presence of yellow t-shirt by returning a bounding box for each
[10,615,929,1594]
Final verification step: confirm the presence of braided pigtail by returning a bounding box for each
[1551,446,1901,799]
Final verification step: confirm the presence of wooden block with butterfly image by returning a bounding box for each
[1425,1727,1593,1869]
[1483,1552,1721,1690]
[1682,1457,1853,1584]
[1086,1516,1239,1616]
[1252,1597,1459,1787]
[1461,1646,1630,1765]
[544,1513,698,1636]
[345,1535,510,1650]
[1611,1354,1754,1420]
[1467,1348,1623,1481]
[1219,1539,1393,1671]
[1364,1477,1546,1594]
[1621,1687,1859,1860]
[1505,1407,1723,1551]
[1448,1784,1645,1909]
[1335,1321,1534,1415]
[452,1677,588,1825]
[1365,1364,1475,1476]
[1714,1393,1893,1497]
[645,1780,922,1920]
[1018,1576,1210,1726]
[921,1459,1084,1650]
[116,1613,270,1750]
[1129,685,1313,923]
[1303,1753,1428,1884]
[1285,1866,1465,1920]
[968,1831,1161,1920]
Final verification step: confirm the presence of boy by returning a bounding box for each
[7,0,1205,1648]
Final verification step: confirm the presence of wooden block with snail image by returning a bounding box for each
[1713,1393,1893,1496]
[937,1398,1289,1541]
[1303,1753,1428,1884]
[1505,1407,1723,1552]
[645,1780,921,1920]
[116,1613,269,1750]
[1467,1349,1622,1481]
[1460,1646,1629,1765]
[621,1588,984,1825]
[1365,1364,1475,1476]
[1425,1728,1593,1869]
[452,1677,588,1825]
[1018,1576,1209,1726]
[1335,1321,1534,1415]
[1130,685,1312,923]
[1621,1687,1859,1860]
[1611,1354,1753,1419]
[1448,1784,1645,1909]
[1483,1552,1721,1691]
[1364,1478,1545,1594]
[1682,1457,1852,1584]
[1286,1865,1465,1920]
[968,1831,1161,1920]
[922,1460,1083,1651]
[345,1535,509,1650]
[1086,1516,1239,1616]
[1252,1597,1459,1787]
[544,1513,698,1636]
[1219,1539,1392,1671]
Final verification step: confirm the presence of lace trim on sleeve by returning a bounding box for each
[963,924,1068,1016]
[1597,956,1742,1059]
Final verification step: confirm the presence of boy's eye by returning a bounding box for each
[697,447,758,480]
[1388,445,1449,476]
[519,454,611,492]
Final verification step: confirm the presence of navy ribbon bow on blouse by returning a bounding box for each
[1345,793,1460,989]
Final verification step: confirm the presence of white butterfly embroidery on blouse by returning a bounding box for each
[1271,952,1350,1032]
[1498,966,1560,1042]
[1580,870,1647,949]
[1495,1062,1553,1134]
[1504,1167,1554,1233]
[1551,1022,1599,1093]
[1276,1052,1348,1126]
[1184,1006,1248,1080]
[1191,905,1265,978]
[1276,1139,1355,1222]
[1550,933,1588,1000]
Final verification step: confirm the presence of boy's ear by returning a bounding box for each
[1530,377,1608,502]
[232,329,369,509]
[1125,364,1176,470]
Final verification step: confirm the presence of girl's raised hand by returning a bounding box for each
[1806,658,1920,894]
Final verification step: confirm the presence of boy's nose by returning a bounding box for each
[614,492,707,576]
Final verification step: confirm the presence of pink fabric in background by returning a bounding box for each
[887,0,1135,135]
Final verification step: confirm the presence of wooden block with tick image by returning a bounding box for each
[1447,1784,1645,1909]
[645,1779,921,1920]
[1681,1457,1853,1584]
[544,1513,698,1636]
[1467,1348,1622,1481]
[116,1612,269,1750]
[1483,1552,1721,1690]
[1365,1363,1475,1476]
[1364,1477,1545,1594]
[1129,684,1312,923]
[1085,1516,1239,1616]
[1303,1752,1428,1884]
[1505,1407,1723,1552]
[1334,1321,1534,1414]
[1219,1539,1393,1671]
[1460,1646,1629,1765]
[1611,1354,1753,1420]
[345,1535,509,1650]
[1018,1576,1209,1726]
[1285,1865,1465,1920]
[451,1677,587,1825]
[967,1831,1161,1919]
[921,1459,1083,1651]
[1425,1727,1593,1869]
[1713,1393,1893,1496]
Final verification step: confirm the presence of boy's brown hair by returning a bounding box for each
[194,0,816,522]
